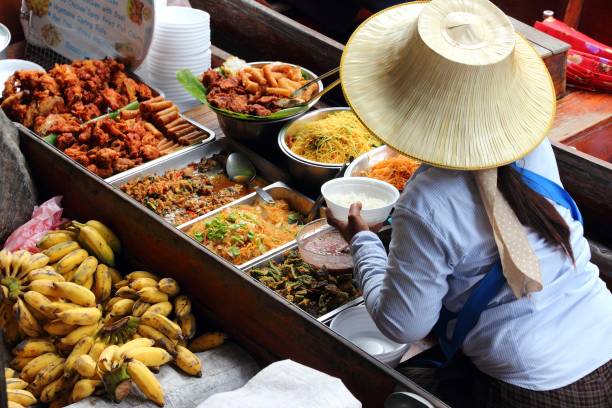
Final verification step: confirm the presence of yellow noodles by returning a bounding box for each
[286,111,381,164]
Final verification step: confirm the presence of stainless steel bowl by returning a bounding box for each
[278,107,351,188]
[0,23,11,59]
[214,61,323,143]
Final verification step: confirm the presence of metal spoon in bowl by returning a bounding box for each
[226,152,275,204]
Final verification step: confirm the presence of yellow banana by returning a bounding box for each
[20,353,62,382]
[157,278,180,297]
[28,267,64,282]
[127,359,165,406]
[131,299,151,317]
[14,298,42,337]
[89,341,107,361]
[23,291,56,320]
[123,346,172,367]
[127,271,159,282]
[10,356,33,371]
[12,338,56,358]
[52,281,96,307]
[116,286,138,299]
[138,287,169,304]
[114,279,129,289]
[147,301,172,317]
[37,231,77,250]
[116,337,155,356]
[6,378,28,390]
[174,345,202,377]
[84,220,121,254]
[140,312,182,340]
[70,378,101,403]
[1,249,12,275]
[174,295,191,318]
[8,402,25,408]
[5,367,16,379]
[59,323,99,347]
[108,267,122,285]
[43,320,77,336]
[10,250,31,277]
[41,301,80,314]
[72,256,98,289]
[179,313,196,340]
[7,389,37,406]
[40,376,69,404]
[76,225,115,266]
[109,298,135,318]
[93,264,112,302]
[74,354,97,378]
[137,324,177,355]
[22,253,50,275]
[104,296,123,312]
[129,277,158,291]
[55,249,89,275]
[42,241,80,264]
[28,358,65,397]
[56,307,101,326]
[97,345,119,374]
[189,332,226,352]
[27,279,59,297]
[65,336,94,374]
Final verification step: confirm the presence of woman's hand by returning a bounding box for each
[326,202,379,243]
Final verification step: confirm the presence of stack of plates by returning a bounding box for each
[142,6,211,111]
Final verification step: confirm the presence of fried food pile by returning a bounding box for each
[202,61,318,116]
[1,58,153,129]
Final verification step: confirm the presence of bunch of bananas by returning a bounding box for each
[0,219,225,407]
[5,367,37,408]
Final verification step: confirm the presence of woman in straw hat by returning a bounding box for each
[327,0,612,406]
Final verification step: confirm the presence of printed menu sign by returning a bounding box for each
[25,0,155,68]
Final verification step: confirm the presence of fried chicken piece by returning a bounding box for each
[137,83,153,100]
[71,102,101,121]
[113,157,135,173]
[56,133,77,150]
[101,88,127,111]
[36,94,66,116]
[64,146,91,166]
[248,104,272,116]
[34,113,81,135]
[91,122,111,146]
[202,69,221,87]
[124,132,142,158]
[95,147,120,168]
[141,144,161,161]
[78,126,92,144]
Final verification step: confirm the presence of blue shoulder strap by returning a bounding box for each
[429,166,583,364]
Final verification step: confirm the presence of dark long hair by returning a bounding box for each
[497,165,574,262]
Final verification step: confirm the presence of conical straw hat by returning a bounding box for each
[340,0,556,170]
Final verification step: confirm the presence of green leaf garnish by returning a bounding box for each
[43,133,57,145]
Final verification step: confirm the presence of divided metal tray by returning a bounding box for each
[179,182,315,270]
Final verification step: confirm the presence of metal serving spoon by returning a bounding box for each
[226,152,275,204]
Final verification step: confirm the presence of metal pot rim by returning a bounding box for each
[278,107,352,169]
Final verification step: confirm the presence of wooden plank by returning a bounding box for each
[552,140,612,241]
[18,130,449,408]
[510,16,570,54]
[548,90,612,142]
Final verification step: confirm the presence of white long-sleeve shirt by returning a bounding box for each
[350,139,612,390]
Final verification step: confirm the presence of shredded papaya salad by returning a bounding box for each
[187,200,303,265]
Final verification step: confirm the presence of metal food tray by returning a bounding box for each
[108,138,289,187]
[243,243,365,323]
[179,182,316,270]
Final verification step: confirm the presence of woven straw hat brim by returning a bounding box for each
[340,2,556,170]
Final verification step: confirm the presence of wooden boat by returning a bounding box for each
[3,1,610,407]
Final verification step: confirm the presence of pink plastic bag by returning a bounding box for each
[2,196,68,253]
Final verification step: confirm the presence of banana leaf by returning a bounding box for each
[176,69,310,121]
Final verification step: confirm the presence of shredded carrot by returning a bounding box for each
[366,156,420,191]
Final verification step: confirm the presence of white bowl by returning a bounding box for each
[330,305,410,367]
[0,59,45,94]
[321,177,399,226]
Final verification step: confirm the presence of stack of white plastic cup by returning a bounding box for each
[143,6,211,111]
